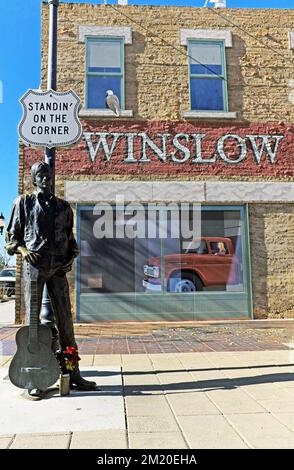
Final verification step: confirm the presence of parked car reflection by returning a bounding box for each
[143,237,239,293]
[0,267,16,297]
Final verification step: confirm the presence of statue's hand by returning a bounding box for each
[17,246,29,259]
[61,257,74,273]
[26,251,41,264]
[18,247,40,264]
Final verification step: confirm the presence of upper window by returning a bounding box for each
[188,40,228,112]
[86,37,124,110]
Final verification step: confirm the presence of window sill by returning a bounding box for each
[79,109,133,118]
[182,111,237,119]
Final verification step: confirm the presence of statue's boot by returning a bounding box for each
[70,367,100,391]
[23,388,44,401]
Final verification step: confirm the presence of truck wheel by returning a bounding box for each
[170,275,203,293]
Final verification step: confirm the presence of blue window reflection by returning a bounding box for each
[190,78,223,111]
[88,76,121,109]
[190,64,222,75]
[86,38,124,110]
[189,41,227,112]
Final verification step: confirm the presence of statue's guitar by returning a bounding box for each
[9,267,60,391]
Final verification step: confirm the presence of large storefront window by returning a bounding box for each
[77,205,252,321]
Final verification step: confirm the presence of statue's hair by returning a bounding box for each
[31,162,52,186]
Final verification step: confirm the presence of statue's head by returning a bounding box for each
[31,162,52,190]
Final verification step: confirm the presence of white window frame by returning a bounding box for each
[180,29,236,119]
[78,25,133,117]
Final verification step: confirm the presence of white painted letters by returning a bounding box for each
[217,134,247,164]
[83,131,284,165]
[247,135,284,164]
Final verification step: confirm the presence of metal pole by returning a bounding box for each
[44,0,58,192]
[41,0,59,340]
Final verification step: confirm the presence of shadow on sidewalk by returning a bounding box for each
[79,367,294,395]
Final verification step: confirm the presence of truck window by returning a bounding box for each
[182,239,208,254]
[210,241,229,255]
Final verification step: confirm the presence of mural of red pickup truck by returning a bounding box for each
[143,237,239,293]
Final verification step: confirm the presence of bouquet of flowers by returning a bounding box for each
[55,346,80,373]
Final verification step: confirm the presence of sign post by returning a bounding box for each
[18,2,83,337]
[41,0,59,339]
[45,0,59,193]
[20,0,83,339]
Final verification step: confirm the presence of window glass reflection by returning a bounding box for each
[79,207,245,295]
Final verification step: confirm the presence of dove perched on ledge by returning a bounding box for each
[105,90,120,117]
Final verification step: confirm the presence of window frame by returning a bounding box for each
[85,36,125,110]
[188,39,228,113]
[76,204,252,322]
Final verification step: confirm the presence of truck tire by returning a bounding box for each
[168,273,203,293]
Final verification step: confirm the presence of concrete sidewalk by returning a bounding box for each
[0,300,15,326]
[1,350,294,449]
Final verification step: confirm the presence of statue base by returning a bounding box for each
[59,373,70,396]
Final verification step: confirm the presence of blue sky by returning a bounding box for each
[0,0,293,254]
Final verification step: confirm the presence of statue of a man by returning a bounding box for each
[5,161,97,399]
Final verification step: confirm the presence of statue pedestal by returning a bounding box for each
[59,374,70,396]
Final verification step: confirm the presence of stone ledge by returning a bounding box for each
[79,109,133,118]
[182,111,237,119]
[180,29,232,47]
[78,25,132,44]
[289,32,294,49]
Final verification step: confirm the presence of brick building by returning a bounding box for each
[16,3,294,322]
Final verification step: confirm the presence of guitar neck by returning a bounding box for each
[29,277,40,344]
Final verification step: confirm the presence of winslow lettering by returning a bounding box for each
[83,132,284,165]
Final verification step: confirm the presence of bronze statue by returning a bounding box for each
[6,162,97,399]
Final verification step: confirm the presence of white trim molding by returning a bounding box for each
[79,109,133,118]
[289,32,294,49]
[65,181,294,204]
[65,181,205,203]
[78,25,132,44]
[205,182,294,203]
[182,111,237,119]
[180,29,232,47]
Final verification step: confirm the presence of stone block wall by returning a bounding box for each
[41,4,294,122]
[249,204,294,318]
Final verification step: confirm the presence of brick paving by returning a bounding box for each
[1,320,294,355]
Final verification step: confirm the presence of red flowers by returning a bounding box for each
[63,346,80,371]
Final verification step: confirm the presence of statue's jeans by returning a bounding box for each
[23,258,77,352]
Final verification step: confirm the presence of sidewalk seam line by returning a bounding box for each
[217,364,271,414]
[7,434,16,449]
[149,354,190,449]
[177,354,253,449]
[67,432,73,449]
[202,365,263,449]
[223,414,254,449]
[121,363,130,449]
[203,363,263,449]
[271,412,294,435]
[203,391,254,449]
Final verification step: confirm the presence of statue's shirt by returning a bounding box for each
[5,192,79,259]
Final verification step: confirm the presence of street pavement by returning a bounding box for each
[0,299,15,326]
[1,301,294,449]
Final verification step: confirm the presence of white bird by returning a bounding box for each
[105,90,120,117]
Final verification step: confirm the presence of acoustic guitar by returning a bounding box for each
[9,274,60,391]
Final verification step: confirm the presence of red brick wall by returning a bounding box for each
[23,121,294,179]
